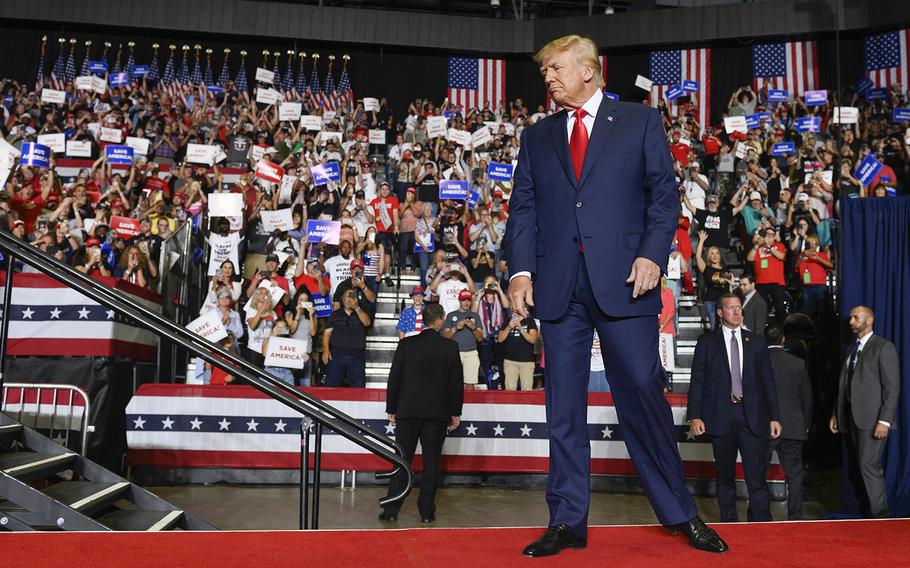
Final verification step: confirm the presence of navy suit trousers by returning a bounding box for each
[539,255,697,536]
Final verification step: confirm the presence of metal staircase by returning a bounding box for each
[0,413,214,531]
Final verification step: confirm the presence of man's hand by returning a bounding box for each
[508,275,534,318]
[770,420,783,439]
[321,350,332,365]
[689,419,706,437]
[626,257,661,299]
[447,416,461,432]
[387,413,396,426]
[873,423,890,440]
[829,416,839,434]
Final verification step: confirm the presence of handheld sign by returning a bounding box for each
[682,80,699,92]
[467,190,480,209]
[634,75,653,91]
[37,133,66,153]
[833,107,859,124]
[471,127,492,148]
[804,90,828,106]
[109,72,129,87]
[311,294,334,318]
[318,131,342,146]
[91,76,107,94]
[866,87,888,101]
[207,84,225,94]
[602,91,620,101]
[794,117,820,133]
[893,108,910,123]
[278,175,297,204]
[256,88,280,105]
[310,162,341,185]
[100,127,122,143]
[448,129,471,147]
[363,97,380,112]
[723,116,748,134]
[208,193,245,217]
[767,89,789,103]
[125,136,151,156]
[260,208,295,232]
[306,219,341,245]
[255,159,285,184]
[88,61,108,74]
[368,130,386,145]
[427,116,447,139]
[110,215,142,239]
[41,88,66,104]
[854,76,874,94]
[186,143,218,165]
[20,142,51,168]
[66,140,92,158]
[76,76,94,91]
[255,67,275,84]
[665,84,684,101]
[105,145,134,166]
[487,162,514,182]
[186,310,229,343]
[300,115,322,131]
[438,180,469,200]
[769,142,796,156]
[279,102,302,121]
[130,64,149,78]
[854,154,883,186]
[745,113,763,129]
[264,337,308,369]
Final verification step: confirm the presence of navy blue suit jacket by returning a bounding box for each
[505,98,680,320]
[687,329,781,437]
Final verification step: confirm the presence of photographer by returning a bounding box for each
[322,289,371,388]
[332,258,377,314]
[497,313,539,392]
[747,227,789,323]
[468,235,495,285]
[474,276,510,379]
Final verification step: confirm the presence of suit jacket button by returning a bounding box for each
[572,237,578,243]
[575,202,583,208]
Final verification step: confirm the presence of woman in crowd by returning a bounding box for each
[286,289,319,387]
[114,244,153,289]
[696,230,732,330]
[245,286,277,366]
[397,187,422,274]
[357,226,384,294]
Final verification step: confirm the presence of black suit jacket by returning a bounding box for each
[742,292,768,335]
[386,329,464,421]
[688,328,781,437]
[768,346,812,441]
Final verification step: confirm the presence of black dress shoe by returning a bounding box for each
[378,511,398,522]
[669,516,728,553]
[420,514,435,524]
[522,524,587,557]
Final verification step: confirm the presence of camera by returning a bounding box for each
[260,270,272,278]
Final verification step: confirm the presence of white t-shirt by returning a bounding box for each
[683,173,708,222]
[323,254,353,296]
[437,279,468,315]
[207,232,242,276]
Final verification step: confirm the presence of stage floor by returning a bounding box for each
[148,485,830,530]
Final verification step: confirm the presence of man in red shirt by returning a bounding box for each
[668,131,690,168]
[293,257,330,297]
[796,235,832,319]
[370,181,400,277]
[10,170,53,233]
[746,228,788,323]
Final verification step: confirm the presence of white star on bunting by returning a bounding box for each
[77,307,91,319]
[161,417,174,430]
[493,424,505,437]
[465,423,478,436]
[190,418,203,430]
[274,420,287,432]
[218,418,231,431]
[53,433,66,445]
[246,418,259,432]
[21,307,34,319]
[385,423,396,435]
[133,416,146,429]
[520,424,532,437]
[601,426,613,439]
[106,309,115,320]
[49,307,61,319]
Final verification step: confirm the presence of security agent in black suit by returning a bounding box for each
[830,305,900,518]
[739,275,768,335]
[380,303,464,523]
[688,293,782,522]
[765,323,812,520]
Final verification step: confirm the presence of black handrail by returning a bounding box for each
[0,230,413,509]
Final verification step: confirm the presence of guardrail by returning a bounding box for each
[1,382,92,456]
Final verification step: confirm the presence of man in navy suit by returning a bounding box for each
[506,35,727,557]
[688,293,782,522]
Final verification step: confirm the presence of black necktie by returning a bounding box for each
[847,340,861,400]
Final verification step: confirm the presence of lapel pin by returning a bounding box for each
[607,116,614,122]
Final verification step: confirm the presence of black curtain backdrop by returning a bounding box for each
[0,20,872,128]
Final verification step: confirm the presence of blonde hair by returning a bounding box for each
[533,35,604,87]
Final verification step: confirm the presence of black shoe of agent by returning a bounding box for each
[669,516,729,553]
[522,524,587,557]
[378,511,398,522]
[420,514,435,524]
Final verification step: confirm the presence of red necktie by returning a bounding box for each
[569,108,589,181]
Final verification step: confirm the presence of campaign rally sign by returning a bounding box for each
[100,127,122,143]
[310,162,341,185]
[260,209,295,232]
[770,142,796,156]
[110,216,143,239]
[109,72,129,87]
[186,310,228,344]
[854,155,883,186]
[256,88,280,105]
[255,67,274,84]
[767,89,789,103]
[368,130,386,145]
[438,180,469,200]
[665,84,684,101]
[88,61,108,74]
[467,190,480,209]
[602,91,619,101]
[634,75,653,91]
[37,133,66,154]
[105,145,134,166]
[723,116,748,134]
[427,116,448,139]
[279,102,302,121]
[363,97,380,112]
[804,90,827,106]
[311,294,334,318]
[208,193,245,218]
[206,85,225,95]
[186,143,218,166]
[20,142,51,168]
[306,219,341,245]
[300,115,322,131]
[854,76,874,94]
[833,107,859,125]
[795,117,821,133]
[893,108,910,123]
[487,162,514,182]
[745,114,763,129]
[130,64,149,78]
[866,87,888,101]
[66,140,92,158]
[255,159,285,184]
[264,337,308,369]
[40,88,66,104]
[125,136,151,156]
[682,80,699,92]
[471,127,493,148]
[278,175,297,204]
[447,129,471,147]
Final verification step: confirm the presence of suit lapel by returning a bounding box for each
[549,110,577,189]
[716,330,731,377]
[578,96,620,190]
[741,329,752,382]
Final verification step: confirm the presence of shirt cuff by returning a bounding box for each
[878,420,891,428]
[510,271,532,282]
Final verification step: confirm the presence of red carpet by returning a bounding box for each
[1,519,906,567]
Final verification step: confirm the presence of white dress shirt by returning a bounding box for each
[852,330,890,427]
[511,88,603,283]
[721,324,744,378]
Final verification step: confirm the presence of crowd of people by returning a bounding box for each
[0,70,907,392]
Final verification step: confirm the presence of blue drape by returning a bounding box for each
[840,196,910,517]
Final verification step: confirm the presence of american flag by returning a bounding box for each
[50,43,66,91]
[35,48,45,92]
[751,41,817,98]
[112,49,122,74]
[235,60,249,94]
[649,48,711,133]
[160,51,177,98]
[272,57,283,98]
[447,57,506,111]
[218,54,230,87]
[322,65,336,111]
[176,51,191,95]
[191,51,203,86]
[865,28,910,93]
[124,49,136,85]
[203,55,213,86]
[295,57,307,102]
[308,62,321,108]
[148,48,160,83]
[80,45,90,77]
[283,56,295,100]
[336,67,353,113]
[547,55,607,112]
[64,46,77,84]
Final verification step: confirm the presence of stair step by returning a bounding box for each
[96,509,184,532]
[0,424,22,446]
[42,481,131,515]
[0,452,75,480]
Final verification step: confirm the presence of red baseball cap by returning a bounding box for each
[493,189,503,198]
[350,258,365,269]
[409,286,425,297]
[458,290,474,301]
[85,238,101,247]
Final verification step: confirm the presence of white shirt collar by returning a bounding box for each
[721,324,743,339]
[571,88,603,121]
[856,330,874,350]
